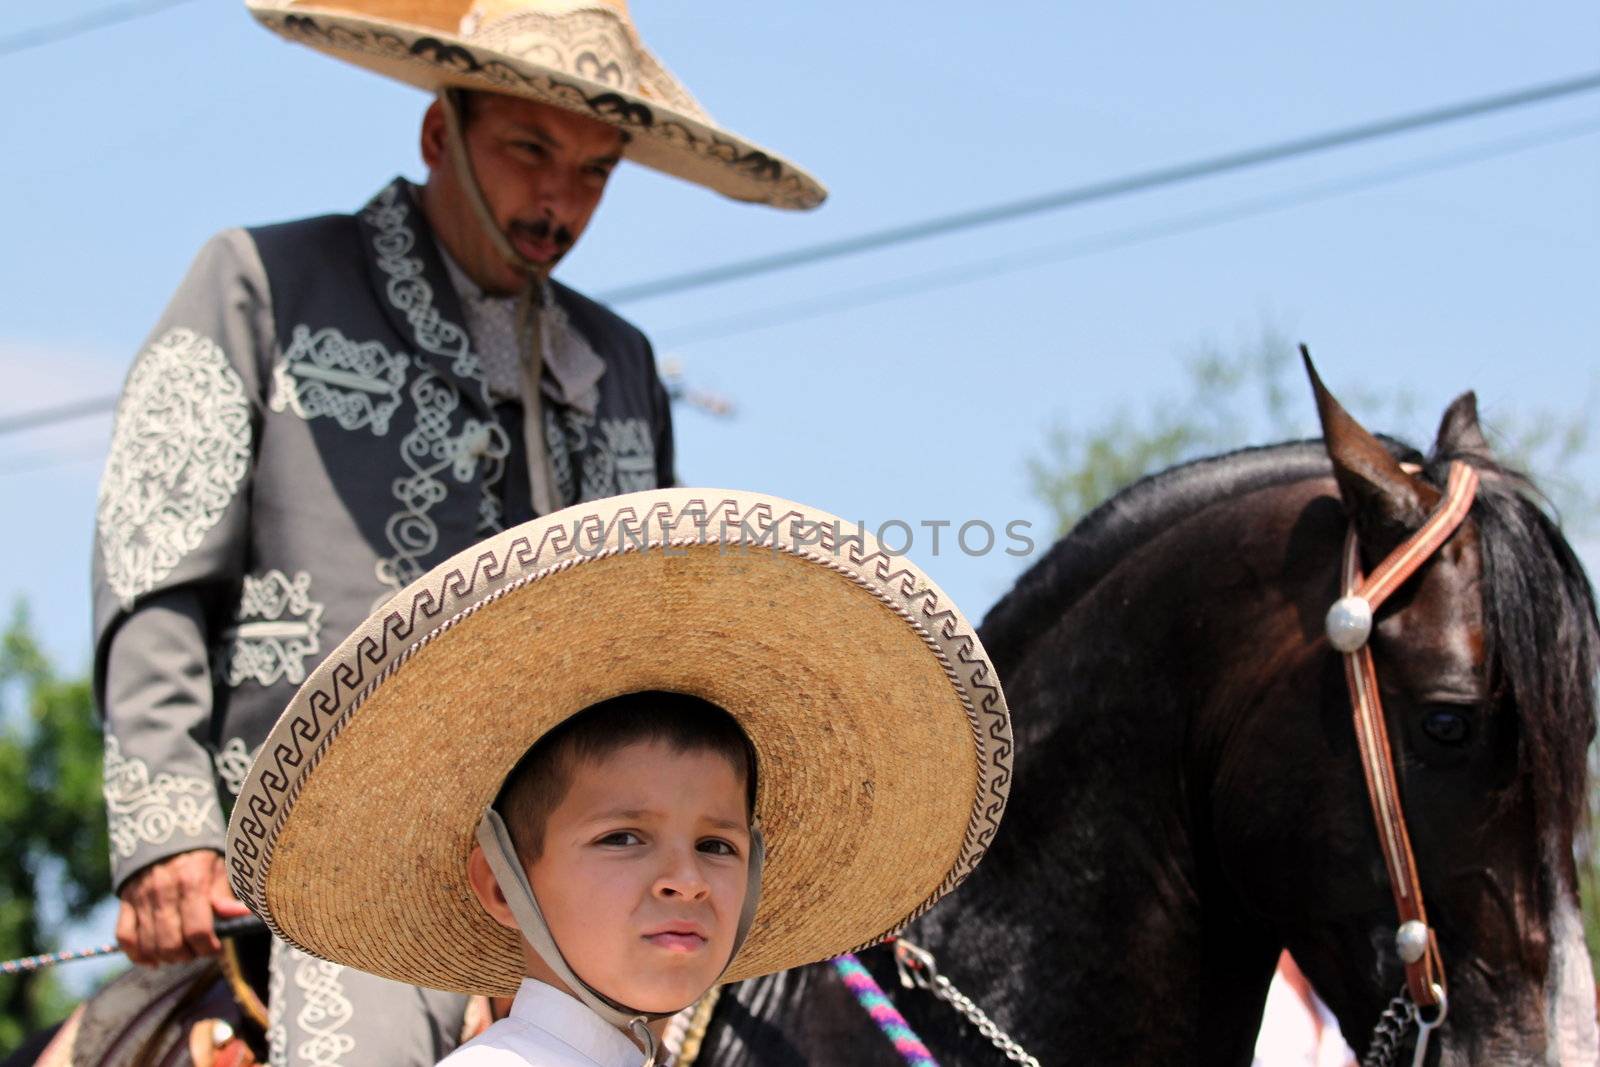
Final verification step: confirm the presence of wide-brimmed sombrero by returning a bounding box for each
[246,0,826,211]
[226,489,1011,996]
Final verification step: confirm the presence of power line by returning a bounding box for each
[651,116,1600,350]
[597,68,1600,305]
[0,445,106,480]
[0,0,201,58]
[4,72,1598,441]
[0,396,118,436]
[7,113,1594,455]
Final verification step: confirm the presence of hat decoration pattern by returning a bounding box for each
[227,490,1010,993]
[249,0,826,210]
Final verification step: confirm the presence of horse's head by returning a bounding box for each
[1218,359,1600,1063]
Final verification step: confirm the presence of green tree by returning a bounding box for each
[1028,328,1596,534]
[0,604,110,1051]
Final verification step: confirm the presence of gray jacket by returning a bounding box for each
[92,178,675,889]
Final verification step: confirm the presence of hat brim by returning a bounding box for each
[226,490,1010,996]
[248,2,827,211]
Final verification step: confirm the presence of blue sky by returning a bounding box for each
[2,0,1597,674]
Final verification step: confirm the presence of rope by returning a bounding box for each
[0,941,119,975]
[832,952,939,1067]
[0,915,266,974]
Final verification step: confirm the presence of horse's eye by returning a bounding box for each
[1423,710,1470,745]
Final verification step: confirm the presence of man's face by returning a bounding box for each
[525,740,751,1012]
[422,92,625,293]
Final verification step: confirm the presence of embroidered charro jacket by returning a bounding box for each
[92,179,676,889]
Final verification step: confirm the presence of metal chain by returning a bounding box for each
[894,938,1041,1067]
[1360,988,1416,1067]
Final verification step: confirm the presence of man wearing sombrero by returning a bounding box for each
[91,2,824,1063]
[225,489,1012,1066]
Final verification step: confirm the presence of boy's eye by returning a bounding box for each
[697,838,739,858]
[597,831,642,847]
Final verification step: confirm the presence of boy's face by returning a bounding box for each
[526,739,751,1012]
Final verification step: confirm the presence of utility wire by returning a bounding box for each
[651,116,1600,350]
[3,72,1598,441]
[6,113,1594,456]
[0,0,202,58]
[597,68,1600,305]
[0,396,119,436]
[0,445,107,480]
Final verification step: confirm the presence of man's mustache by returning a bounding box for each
[509,217,574,252]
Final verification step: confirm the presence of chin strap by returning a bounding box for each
[438,89,563,517]
[439,89,541,275]
[476,809,765,1066]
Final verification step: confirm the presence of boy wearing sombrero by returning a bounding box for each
[225,489,1013,1065]
[95,2,825,1062]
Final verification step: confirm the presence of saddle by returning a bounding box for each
[27,929,500,1067]
[30,931,270,1067]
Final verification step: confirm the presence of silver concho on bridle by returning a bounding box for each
[1325,593,1374,652]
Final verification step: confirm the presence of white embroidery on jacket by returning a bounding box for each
[269,325,410,435]
[364,185,508,591]
[220,570,325,687]
[214,737,259,798]
[592,417,656,496]
[377,380,508,591]
[267,939,289,1067]
[545,407,588,507]
[546,412,658,505]
[97,327,252,609]
[291,947,356,1066]
[102,736,221,859]
[477,490,503,535]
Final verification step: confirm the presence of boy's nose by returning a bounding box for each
[653,851,711,900]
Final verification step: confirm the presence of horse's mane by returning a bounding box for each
[1429,449,1600,861]
[980,438,1413,673]
[982,436,1600,861]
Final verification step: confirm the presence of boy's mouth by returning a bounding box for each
[643,923,708,953]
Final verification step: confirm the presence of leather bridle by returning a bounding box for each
[1324,459,1479,1019]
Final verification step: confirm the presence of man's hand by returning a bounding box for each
[116,849,253,966]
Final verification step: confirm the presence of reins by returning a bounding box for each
[832,951,938,1066]
[830,938,1039,1067]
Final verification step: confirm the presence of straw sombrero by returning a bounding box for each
[246,0,826,211]
[226,489,1011,996]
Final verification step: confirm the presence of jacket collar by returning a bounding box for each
[357,177,494,414]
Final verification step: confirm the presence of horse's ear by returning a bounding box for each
[1302,346,1440,542]
[1433,390,1493,460]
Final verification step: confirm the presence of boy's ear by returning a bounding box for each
[467,844,519,931]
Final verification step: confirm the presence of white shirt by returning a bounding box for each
[439,979,646,1067]
[1251,963,1356,1067]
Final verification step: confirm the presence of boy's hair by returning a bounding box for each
[496,691,756,860]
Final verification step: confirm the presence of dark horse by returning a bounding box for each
[700,366,1600,1065]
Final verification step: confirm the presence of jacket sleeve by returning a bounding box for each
[92,228,274,891]
[648,339,678,489]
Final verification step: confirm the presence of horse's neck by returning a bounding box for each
[918,479,1334,1061]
